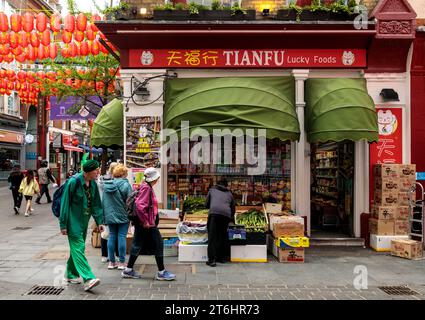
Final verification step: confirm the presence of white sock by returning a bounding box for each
[125,267,132,272]
[159,270,165,275]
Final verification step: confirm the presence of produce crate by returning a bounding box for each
[163,237,179,257]
[235,208,269,232]
[183,213,208,223]
[228,224,247,246]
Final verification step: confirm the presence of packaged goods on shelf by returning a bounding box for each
[391,239,423,260]
[158,209,180,221]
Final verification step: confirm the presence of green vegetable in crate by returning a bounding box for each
[183,197,206,213]
[192,209,209,215]
[235,209,267,229]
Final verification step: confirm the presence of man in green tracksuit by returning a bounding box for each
[59,160,105,291]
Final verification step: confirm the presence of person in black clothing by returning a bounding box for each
[8,164,24,215]
[205,179,236,267]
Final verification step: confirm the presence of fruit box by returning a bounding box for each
[391,239,423,260]
[371,206,396,220]
[373,164,399,178]
[369,218,395,236]
[275,236,310,249]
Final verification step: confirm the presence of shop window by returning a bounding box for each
[0,147,20,173]
[167,138,291,210]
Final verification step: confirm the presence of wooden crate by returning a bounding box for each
[183,213,208,223]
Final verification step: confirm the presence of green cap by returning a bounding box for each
[83,160,100,173]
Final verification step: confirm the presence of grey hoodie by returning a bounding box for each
[102,178,133,225]
[205,185,236,220]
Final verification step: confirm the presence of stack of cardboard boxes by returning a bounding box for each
[370,164,416,252]
[265,203,308,263]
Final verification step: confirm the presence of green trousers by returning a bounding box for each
[66,232,95,282]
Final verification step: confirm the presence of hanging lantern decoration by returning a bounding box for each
[6,69,15,79]
[50,13,61,34]
[41,29,50,46]
[46,70,56,82]
[15,53,26,63]
[26,71,35,83]
[99,42,109,54]
[90,14,101,32]
[5,53,14,63]
[74,30,84,42]
[0,44,10,55]
[69,41,78,57]
[0,69,6,78]
[37,44,44,60]
[7,82,14,91]
[61,46,69,58]
[0,32,9,44]
[17,71,26,83]
[80,41,89,56]
[36,70,45,81]
[23,13,34,33]
[43,45,49,58]
[36,13,47,33]
[30,31,40,48]
[85,28,95,41]
[26,46,36,61]
[15,82,21,91]
[64,14,75,33]
[9,31,19,49]
[48,43,58,59]
[0,55,3,63]
[0,12,9,32]
[76,13,87,32]
[12,46,23,56]
[91,39,99,56]
[10,13,22,33]
[62,30,72,44]
[65,78,73,87]
[19,31,29,47]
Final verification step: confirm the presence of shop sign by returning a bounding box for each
[129,49,366,68]
[26,152,37,160]
[52,132,62,148]
[417,172,425,181]
[50,96,102,121]
[0,129,24,144]
[369,107,403,205]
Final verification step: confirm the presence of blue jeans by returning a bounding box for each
[107,223,129,263]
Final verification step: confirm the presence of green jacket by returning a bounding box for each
[59,173,103,236]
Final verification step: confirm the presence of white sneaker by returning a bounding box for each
[30,208,34,212]
[108,262,117,270]
[84,278,100,291]
[117,263,126,270]
[24,213,29,217]
[65,277,82,284]
[101,257,108,263]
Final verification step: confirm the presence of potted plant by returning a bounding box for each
[230,3,255,21]
[276,1,301,21]
[153,3,190,21]
[188,2,210,20]
[328,0,352,21]
[301,0,330,21]
[103,2,131,20]
[203,0,232,20]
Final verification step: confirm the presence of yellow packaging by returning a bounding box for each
[275,237,310,249]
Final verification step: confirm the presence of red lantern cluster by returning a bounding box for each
[0,12,114,64]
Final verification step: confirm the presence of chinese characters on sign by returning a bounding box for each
[369,107,403,206]
[129,49,366,68]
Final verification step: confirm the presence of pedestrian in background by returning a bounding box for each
[98,162,119,263]
[122,167,176,281]
[59,160,105,291]
[205,179,235,267]
[19,170,40,217]
[36,160,56,204]
[8,164,24,215]
[102,164,132,270]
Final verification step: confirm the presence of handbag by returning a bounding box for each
[91,229,102,248]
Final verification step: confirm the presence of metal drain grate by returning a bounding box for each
[379,286,419,296]
[26,285,65,296]
[12,227,32,230]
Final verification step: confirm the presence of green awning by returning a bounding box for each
[164,77,300,141]
[91,99,124,148]
[305,78,379,143]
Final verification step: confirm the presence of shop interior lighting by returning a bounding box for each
[262,9,270,16]
[380,89,399,101]
[140,8,147,15]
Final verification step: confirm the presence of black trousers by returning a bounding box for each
[101,237,119,258]
[36,184,51,202]
[11,186,22,208]
[207,215,230,262]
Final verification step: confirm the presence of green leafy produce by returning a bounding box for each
[192,209,209,215]
[183,197,206,214]
[235,209,267,231]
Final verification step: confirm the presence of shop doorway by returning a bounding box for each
[310,141,355,238]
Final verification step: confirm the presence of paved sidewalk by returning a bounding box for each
[0,186,425,300]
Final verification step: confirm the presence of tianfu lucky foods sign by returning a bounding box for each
[129,49,366,68]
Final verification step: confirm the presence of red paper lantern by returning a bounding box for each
[5,53,14,63]
[65,78,73,87]
[0,32,9,45]
[10,14,22,33]
[36,13,47,33]
[26,46,36,61]
[99,43,109,54]
[48,43,58,59]
[76,13,87,32]
[9,31,19,49]
[30,31,40,47]
[6,69,15,79]
[26,71,35,83]
[74,31,84,42]
[7,82,14,91]
[15,83,21,91]
[62,30,72,44]
[85,28,95,41]
[50,13,61,33]
[0,12,9,32]
[80,41,89,56]
[37,44,44,60]
[18,31,29,47]
[23,13,34,33]
[69,41,78,57]
[17,71,26,83]
[90,14,101,32]
[0,44,10,55]
[91,40,99,55]
[12,46,23,56]
[72,138,79,147]
[0,55,3,63]
[0,69,5,77]
[36,70,45,80]
[61,46,69,58]
[64,14,75,33]
[41,30,50,46]
[15,53,26,63]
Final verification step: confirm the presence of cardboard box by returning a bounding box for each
[395,206,409,221]
[183,213,208,223]
[398,164,416,179]
[374,191,398,206]
[158,209,180,220]
[398,177,416,192]
[230,245,267,262]
[178,243,208,262]
[398,192,416,206]
[395,219,410,235]
[277,248,305,263]
[270,215,304,237]
[374,177,399,192]
[371,206,396,220]
[373,164,399,178]
[264,203,284,215]
[275,237,310,249]
[391,239,423,260]
[370,234,409,252]
[369,218,395,235]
